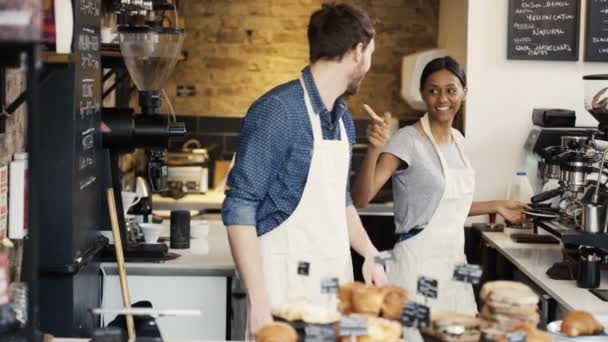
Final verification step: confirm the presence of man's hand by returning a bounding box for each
[248,299,273,337]
[363,104,391,149]
[497,200,530,224]
[362,253,388,286]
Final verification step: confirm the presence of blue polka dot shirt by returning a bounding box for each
[222,66,356,236]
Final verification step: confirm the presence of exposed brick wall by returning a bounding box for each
[0,69,27,166]
[0,68,27,281]
[167,0,439,118]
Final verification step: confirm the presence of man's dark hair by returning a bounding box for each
[307,3,375,63]
[420,56,467,89]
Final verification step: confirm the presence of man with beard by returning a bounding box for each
[221,2,386,337]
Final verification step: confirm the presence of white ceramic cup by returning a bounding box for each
[139,223,162,244]
[121,191,141,213]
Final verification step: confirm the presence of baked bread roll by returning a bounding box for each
[380,285,408,320]
[339,282,365,315]
[561,310,605,337]
[352,286,384,316]
[256,322,298,342]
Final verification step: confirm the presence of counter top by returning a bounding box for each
[101,217,235,277]
[152,191,394,217]
[482,232,608,316]
[152,191,225,211]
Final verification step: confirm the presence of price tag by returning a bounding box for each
[506,331,527,342]
[416,304,430,328]
[304,324,336,342]
[374,250,395,265]
[298,261,310,276]
[339,316,368,336]
[401,301,418,327]
[417,276,438,299]
[452,263,483,285]
[320,277,339,294]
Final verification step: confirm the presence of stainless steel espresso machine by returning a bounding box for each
[527,75,608,263]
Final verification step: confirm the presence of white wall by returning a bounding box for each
[438,0,468,68]
[466,0,607,202]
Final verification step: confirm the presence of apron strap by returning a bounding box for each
[420,113,472,171]
[299,77,349,144]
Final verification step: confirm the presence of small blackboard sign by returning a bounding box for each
[320,277,339,294]
[339,316,368,336]
[452,263,483,285]
[506,331,528,342]
[400,301,430,328]
[298,261,310,276]
[401,301,418,327]
[508,0,580,60]
[304,324,335,342]
[417,276,438,299]
[416,304,431,329]
[585,0,608,61]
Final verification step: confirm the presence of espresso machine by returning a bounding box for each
[528,75,608,253]
[101,10,186,260]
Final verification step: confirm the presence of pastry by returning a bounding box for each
[256,322,298,342]
[381,285,408,320]
[561,310,605,337]
[352,286,384,316]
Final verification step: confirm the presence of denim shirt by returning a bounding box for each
[221,66,356,236]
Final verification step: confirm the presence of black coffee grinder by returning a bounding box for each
[101,25,186,261]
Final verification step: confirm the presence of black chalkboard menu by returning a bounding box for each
[74,0,101,195]
[585,0,608,61]
[508,0,580,60]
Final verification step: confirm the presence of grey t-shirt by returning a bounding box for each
[383,125,466,233]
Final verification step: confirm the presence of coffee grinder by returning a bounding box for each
[101,23,186,260]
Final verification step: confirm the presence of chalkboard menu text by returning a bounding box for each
[508,0,580,60]
[585,0,608,61]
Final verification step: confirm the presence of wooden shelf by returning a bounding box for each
[42,52,79,64]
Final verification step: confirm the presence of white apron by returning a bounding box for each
[387,114,477,340]
[258,78,353,309]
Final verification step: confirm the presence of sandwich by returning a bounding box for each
[421,311,482,342]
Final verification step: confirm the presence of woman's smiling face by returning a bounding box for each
[420,69,467,124]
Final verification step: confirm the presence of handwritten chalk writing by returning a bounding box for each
[82,133,94,151]
[514,37,533,43]
[79,0,100,17]
[81,53,100,70]
[79,100,100,118]
[546,1,572,7]
[81,79,94,98]
[593,37,608,43]
[525,14,575,21]
[79,152,95,170]
[533,28,566,35]
[514,22,535,29]
[80,176,96,191]
[522,1,542,8]
[77,32,99,52]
